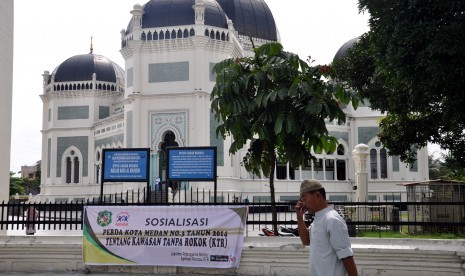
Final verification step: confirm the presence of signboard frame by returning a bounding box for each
[166,146,217,182]
[166,146,218,202]
[100,148,150,202]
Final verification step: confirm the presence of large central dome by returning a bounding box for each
[126,0,277,41]
[126,0,228,33]
[216,0,277,41]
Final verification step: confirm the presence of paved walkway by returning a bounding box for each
[0,273,211,276]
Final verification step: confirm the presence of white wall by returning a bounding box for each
[0,0,14,204]
[0,236,464,275]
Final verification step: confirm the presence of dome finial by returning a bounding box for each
[90,36,94,54]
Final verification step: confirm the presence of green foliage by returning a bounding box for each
[212,42,357,178]
[9,172,25,196]
[429,152,465,181]
[211,42,358,233]
[333,0,465,166]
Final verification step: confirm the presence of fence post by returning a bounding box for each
[391,207,400,232]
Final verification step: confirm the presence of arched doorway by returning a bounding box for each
[158,131,179,194]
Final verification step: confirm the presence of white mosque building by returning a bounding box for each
[37,0,428,204]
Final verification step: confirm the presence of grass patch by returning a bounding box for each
[357,230,465,239]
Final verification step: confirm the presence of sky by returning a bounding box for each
[10,0,371,174]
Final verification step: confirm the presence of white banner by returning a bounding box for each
[83,206,247,268]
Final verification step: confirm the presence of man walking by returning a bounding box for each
[295,179,358,276]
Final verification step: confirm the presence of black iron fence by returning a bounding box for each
[2,188,465,235]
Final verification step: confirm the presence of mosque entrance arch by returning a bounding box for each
[157,130,179,192]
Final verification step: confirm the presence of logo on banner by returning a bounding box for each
[115,212,130,227]
[97,210,112,227]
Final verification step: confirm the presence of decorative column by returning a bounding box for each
[193,0,206,36]
[334,158,337,181]
[130,4,144,40]
[193,0,206,25]
[353,144,369,201]
[42,70,50,90]
[353,144,369,221]
[323,158,326,180]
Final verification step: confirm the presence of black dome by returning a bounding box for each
[216,0,277,41]
[333,37,360,61]
[126,0,228,33]
[53,54,123,83]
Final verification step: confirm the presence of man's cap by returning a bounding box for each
[300,179,323,194]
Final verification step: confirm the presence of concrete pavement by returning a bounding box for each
[0,273,213,276]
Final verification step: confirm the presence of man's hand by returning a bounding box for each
[295,200,310,245]
[295,200,307,219]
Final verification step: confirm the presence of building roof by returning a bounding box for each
[52,54,124,83]
[215,0,277,41]
[125,0,278,41]
[126,0,228,33]
[333,36,360,61]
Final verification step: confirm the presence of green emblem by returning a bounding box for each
[97,210,112,227]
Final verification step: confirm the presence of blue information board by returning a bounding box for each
[167,147,216,181]
[102,148,150,182]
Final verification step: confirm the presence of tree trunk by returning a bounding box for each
[268,148,278,236]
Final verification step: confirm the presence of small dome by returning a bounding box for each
[52,54,124,83]
[333,37,360,61]
[126,0,228,34]
[216,0,277,41]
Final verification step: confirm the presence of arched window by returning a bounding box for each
[141,32,146,41]
[177,29,182,38]
[171,30,176,39]
[62,148,82,184]
[216,31,220,40]
[153,31,158,40]
[147,31,152,40]
[370,149,378,179]
[190,28,195,36]
[73,156,80,183]
[159,31,165,40]
[205,29,209,36]
[165,30,170,39]
[183,29,188,38]
[380,149,388,178]
[210,30,215,39]
[66,157,72,184]
[96,165,100,184]
[221,32,226,41]
[336,145,346,181]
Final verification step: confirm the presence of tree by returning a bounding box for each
[333,0,465,166]
[429,152,465,181]
[9,172,25,196]
[211,42,357,234]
